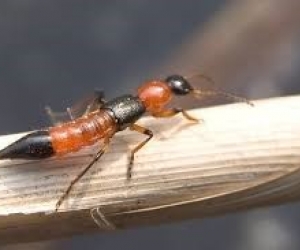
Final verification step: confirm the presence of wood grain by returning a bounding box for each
[0,95,300,244]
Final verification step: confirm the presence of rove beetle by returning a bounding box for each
[0,74,252,211]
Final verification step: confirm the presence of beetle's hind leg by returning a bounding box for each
[127,124,153,179]
[82,89,106,116]
[153,108,201,122]
[55,138,111,211]
[45,90,106,126]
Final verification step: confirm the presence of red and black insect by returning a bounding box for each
[0,74,252,211]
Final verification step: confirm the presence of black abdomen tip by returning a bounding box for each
[0,131,54,160]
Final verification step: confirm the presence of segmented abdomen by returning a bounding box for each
[49,110,117,155]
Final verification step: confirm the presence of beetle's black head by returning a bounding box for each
[165,75,193,96]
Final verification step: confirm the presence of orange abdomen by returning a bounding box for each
[49,110,117,155]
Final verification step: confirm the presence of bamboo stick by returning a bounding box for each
[0,95,300,244]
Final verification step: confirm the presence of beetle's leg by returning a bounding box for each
[55,138,110,212]
[127,124,153,179]
[45,90,106,125]
[45,106,64,125]
[152,108,200,122]
[83,89,106,116]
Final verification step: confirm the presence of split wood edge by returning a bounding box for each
[0,95,300,244]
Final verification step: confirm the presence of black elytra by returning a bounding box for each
[102,94,146,130]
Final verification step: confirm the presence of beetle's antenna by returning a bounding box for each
[186,73,253,106]
[186,73,216,87]
[192,89,254,106]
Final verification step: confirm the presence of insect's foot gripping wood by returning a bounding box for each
[1,95,300,244]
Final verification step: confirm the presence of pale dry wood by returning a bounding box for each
[0,95,300,244]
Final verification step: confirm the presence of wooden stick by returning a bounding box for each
[1,95,300,244]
